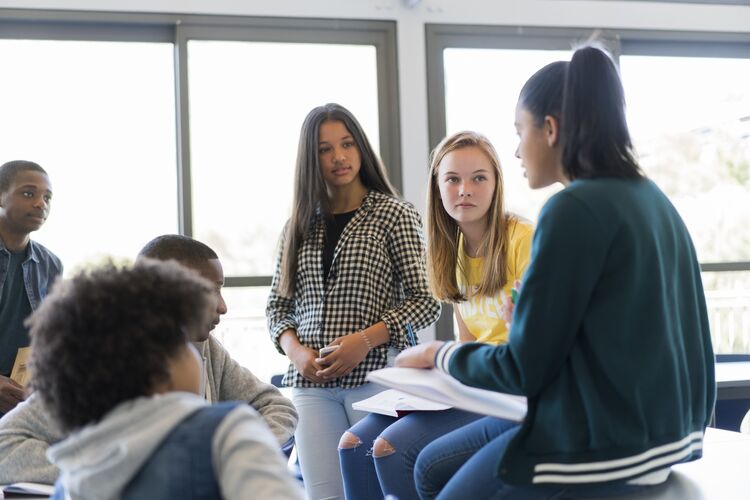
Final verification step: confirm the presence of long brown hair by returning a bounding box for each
[278,103,398,296]
[426,131,516,302]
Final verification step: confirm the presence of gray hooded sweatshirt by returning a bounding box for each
[46,391,304,500]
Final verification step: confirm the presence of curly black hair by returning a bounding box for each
[28,259,215,432]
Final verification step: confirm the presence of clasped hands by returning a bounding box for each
[291,332,370,384]
[293,283,519,384]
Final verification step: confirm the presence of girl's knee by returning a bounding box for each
[372,436,396,458]
[414,452,432,484]
[414,456,436,499]
[338,431,362,450]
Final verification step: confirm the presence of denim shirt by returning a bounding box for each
[0,238,62,311]
[121,402,240,500]
[50,403,240,500]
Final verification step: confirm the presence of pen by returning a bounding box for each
[406,322,418,346]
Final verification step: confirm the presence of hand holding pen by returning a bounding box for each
[502,279,521,329]
[406,322,418,347]
[394,322,439,368]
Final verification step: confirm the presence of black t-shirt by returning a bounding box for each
[0,249,32,376]
[322,209,357,281]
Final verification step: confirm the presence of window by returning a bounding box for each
[178,18,399,379]
[427,25,750,351]
[443,47,568,222]
[701,272,750,353]
[620,52,750,354]
[0,38,178,271]
[187,40,380,276]
[212,286,290,384]
[620,54,750,264]
[1,12,400,382]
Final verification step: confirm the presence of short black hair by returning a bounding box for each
[28,260,214,432]
[0,160,48,193]
[138,234,218,269]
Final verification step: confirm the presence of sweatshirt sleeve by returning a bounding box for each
[208,336,297,445]
[0,394,64,484]
[213,406,305,500]
[445,192,610,397]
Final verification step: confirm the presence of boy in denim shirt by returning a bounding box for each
[28,260,304,500]
[0,160,62,415]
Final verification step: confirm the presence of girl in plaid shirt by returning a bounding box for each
[267,103,440,499]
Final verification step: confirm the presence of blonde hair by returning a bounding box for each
[426,131,516,302]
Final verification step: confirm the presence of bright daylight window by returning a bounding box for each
[621,54,750,353]
[441,45,750,353]
[444,48,570,338]
[444,48,570,223]
[0,39,178,272]
[188,41,379,276]
[188,41,380,379]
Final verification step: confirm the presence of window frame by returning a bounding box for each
[425,23,750,339]
[174,16,401,286]
[0,9,402,289]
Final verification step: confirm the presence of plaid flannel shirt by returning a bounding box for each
[267,191,441,388]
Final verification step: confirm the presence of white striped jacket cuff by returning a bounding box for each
[434,341,461,374]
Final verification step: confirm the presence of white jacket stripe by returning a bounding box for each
[532,434,703,484]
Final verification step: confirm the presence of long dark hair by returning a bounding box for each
[518,46,643,180]
[278,103,398,296]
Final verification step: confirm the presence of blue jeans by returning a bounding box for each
[416,417,653,500]
[292,384,384,500]
[339,409,483,500]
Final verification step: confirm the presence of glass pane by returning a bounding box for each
[211,286,290,384]
[702,271,750,354]
[188,41,380,277]
[444,48,571,222]
[0,40,178,273]
[620,55,750,263]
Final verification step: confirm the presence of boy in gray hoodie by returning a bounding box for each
[30,259,304,500]
[0,235,297,484]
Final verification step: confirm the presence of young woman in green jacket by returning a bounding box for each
[396,45,715,499]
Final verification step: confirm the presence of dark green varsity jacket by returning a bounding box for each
[436,178,715,486]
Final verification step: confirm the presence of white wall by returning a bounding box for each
[1,0,748,214]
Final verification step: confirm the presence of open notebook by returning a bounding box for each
[366,367,527,422]
[352,388,451,417]
[2,482,55,498]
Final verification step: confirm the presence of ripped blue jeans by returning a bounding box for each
[338,409,483,500]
